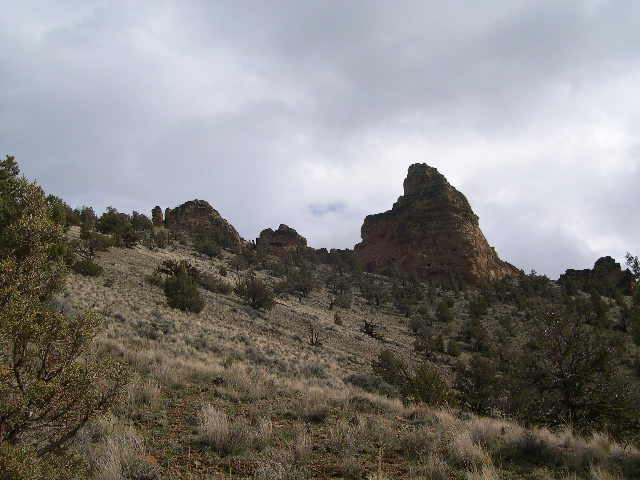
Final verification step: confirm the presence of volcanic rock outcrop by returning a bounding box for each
[256,224,308,257]
[163,199,244,251]
[355,163,519,284]
[151,206,163,226]
[559,256,635,295]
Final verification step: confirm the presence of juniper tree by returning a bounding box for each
[0,158,127,457]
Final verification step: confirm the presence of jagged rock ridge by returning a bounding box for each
[355,163,519,284]
[256,224,308,257]
[559,256,635,295]
[162,199,244,251]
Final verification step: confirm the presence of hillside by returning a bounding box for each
[54,230,640,479]
[2,156,640,480]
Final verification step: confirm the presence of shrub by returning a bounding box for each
[235,272,274,310]
[409,313,433,335]
[410,361,456,407]
[72,259,103,277]
[157,259,200,279]
[372,350,411,392]
[130,210,152,231]
[332,292,352,309]
[96,206,131,235]
[115,229,140,248]
[78,230,113,252]
[197,405,272,455]
[164,272,204,313]
[0,442,86,480]
[0,160,128,455]
[371,350,454,406]
[279,267,316,297]
[152,228,169,249]
[145,271,165,287]
[194,237,221,258]
[134,313,176,340]
[436,299,454,322]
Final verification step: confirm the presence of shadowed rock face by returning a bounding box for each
[163,199,244,251]
[256,224,308,257]
[355,163,519,284]
[151,206,163,226]
[559,256,635,295]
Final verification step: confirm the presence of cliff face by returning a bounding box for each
[354,163,519,284]
[163,199,244,251]
[256,224,308,257]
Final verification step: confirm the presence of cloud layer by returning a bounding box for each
[2,1,639,278]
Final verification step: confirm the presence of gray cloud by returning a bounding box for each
[2,0,639,278]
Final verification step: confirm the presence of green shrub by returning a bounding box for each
[164,272,204,313]
[145,271,165,287]
[131,211,152,231]
[79,230,113,251]
[72,260,103,277]
[96,206,131,235]
[0,160,128,455]
[134,314,176,340]
[410,361,456,407]
[194,237,221,258]
[152,228,169,249]
[157,259,200,279]
[332,292,352,309]
[235,272,274,310]
[0,442,86,480]
[372,350,410,392]
[371,350,454,406]
[436,299,454,322]
[279,267,315,297]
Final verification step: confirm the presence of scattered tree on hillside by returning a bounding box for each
[0,157,127,468]
[235,272,274,310]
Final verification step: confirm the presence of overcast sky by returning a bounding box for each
[2,1,639,278]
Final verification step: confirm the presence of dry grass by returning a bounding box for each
[57,240,640,479]
[197,404,272,455]
[254,448,309,480]
[75,415,161,480]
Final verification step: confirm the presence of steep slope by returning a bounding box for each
[355,163,519,284]
[58,237,640,479]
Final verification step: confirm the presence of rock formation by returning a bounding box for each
[256,224,308,257]
[163,199,244,251]
[354,163,519,284]
[559,256,635,295]
[151,206,163,226]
